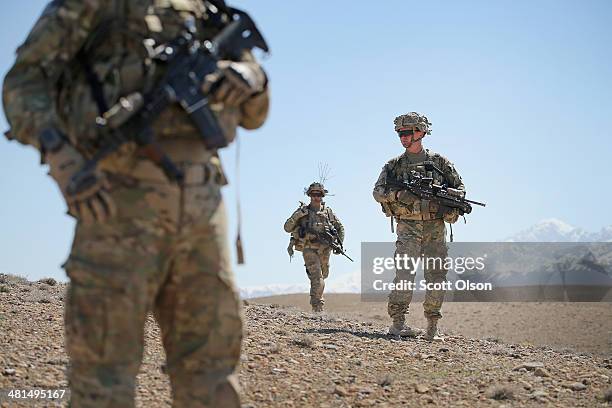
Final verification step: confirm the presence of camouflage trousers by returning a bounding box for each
[302,247,331,308]
[388,219,448,323]
[63,173,242,408]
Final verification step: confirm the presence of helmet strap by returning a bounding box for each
[406,134,425,148]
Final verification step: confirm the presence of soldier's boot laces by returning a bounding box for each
[388,319,417,337]
[424,318,444,342]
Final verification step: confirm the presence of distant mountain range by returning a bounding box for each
[239,270,360,300]
[239,218,612,299]
[503,218,612,242]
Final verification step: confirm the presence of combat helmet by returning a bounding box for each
[304,182,328,197]
[393,112,432,135]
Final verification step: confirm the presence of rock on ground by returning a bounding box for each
[0,276,610,407]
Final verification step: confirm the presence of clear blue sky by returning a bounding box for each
[1,0,611,286]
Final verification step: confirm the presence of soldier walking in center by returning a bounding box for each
[372,112,464,341]
[284,183,345,312]
[3,1,269,406]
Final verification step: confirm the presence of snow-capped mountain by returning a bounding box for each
[503,218,612,242]
[239,271,361,299]
[591,226,612,242]
[240,219,612,298]
[239,283,309,299]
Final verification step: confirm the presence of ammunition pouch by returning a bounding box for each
[382,198,443,221]
[443,209,460,224]
[291,231,305,252]
[380,202,394,217]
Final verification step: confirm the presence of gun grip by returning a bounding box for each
[185,101,228,149]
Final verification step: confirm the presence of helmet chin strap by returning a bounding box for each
[406,134,425,149]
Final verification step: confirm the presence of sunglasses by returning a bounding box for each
[310,193,323,197]
[397,129,419,137]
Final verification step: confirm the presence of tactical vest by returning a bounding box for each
[291,204,335,251]
[57,0,230,157]
[381,150,449,221]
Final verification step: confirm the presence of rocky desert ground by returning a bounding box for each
[251,293,612,356]
[1,274,611,407]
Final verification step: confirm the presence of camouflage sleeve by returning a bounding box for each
[372,164,396,203]
[329,209,345,243]
[283,207,305,233]
[2,0,105,148]
[440,156,465,191]
[239,51,269,130]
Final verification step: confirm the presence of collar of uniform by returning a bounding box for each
[308,202,325,211]
[401,148,427,163]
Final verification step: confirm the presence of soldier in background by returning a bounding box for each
[3,1,269,406]
[284,183,345,312]
[373,112,464,341]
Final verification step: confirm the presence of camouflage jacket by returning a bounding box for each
[372,149,465,220]
[3,0,269,174]
[284,203,344,250]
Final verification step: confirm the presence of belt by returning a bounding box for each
[397,214,444,221]
[108,159,224,185]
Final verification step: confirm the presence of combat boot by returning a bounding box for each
[424,318,444,342]
[388,318,417,337]
[312,304,324,313]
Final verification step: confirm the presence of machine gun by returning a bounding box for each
[66,8,269,196]
[302,226,354,262]
[386,162,485,216]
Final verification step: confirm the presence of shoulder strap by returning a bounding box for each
[385,156,401,178]
[425,148,436,161]
[76,0,128,115]
[425,150,452,184]
[325,206,335,223]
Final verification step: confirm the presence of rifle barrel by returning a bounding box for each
[465,199,486,207]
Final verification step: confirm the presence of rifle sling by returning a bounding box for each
[75,0,178,176]
[77,0,127,115]
[77,52,109,115]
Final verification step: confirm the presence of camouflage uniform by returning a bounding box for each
[373,113,464,338]
[3,1,269,406]
[284,183,344,311]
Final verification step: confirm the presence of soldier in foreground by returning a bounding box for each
[373,112,464,341]
[284,183,345,312]
[3,1,269,406]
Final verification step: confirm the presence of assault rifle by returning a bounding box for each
[386,164,485,216]
[302,226,354,262]
[66,8,269,196]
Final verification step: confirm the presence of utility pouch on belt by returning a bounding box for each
[291,231,305,251]
[380,202,393,217]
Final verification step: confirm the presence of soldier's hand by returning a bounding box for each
[203,60,267,107]
[46,144,117,224]
[293,206,308,219]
